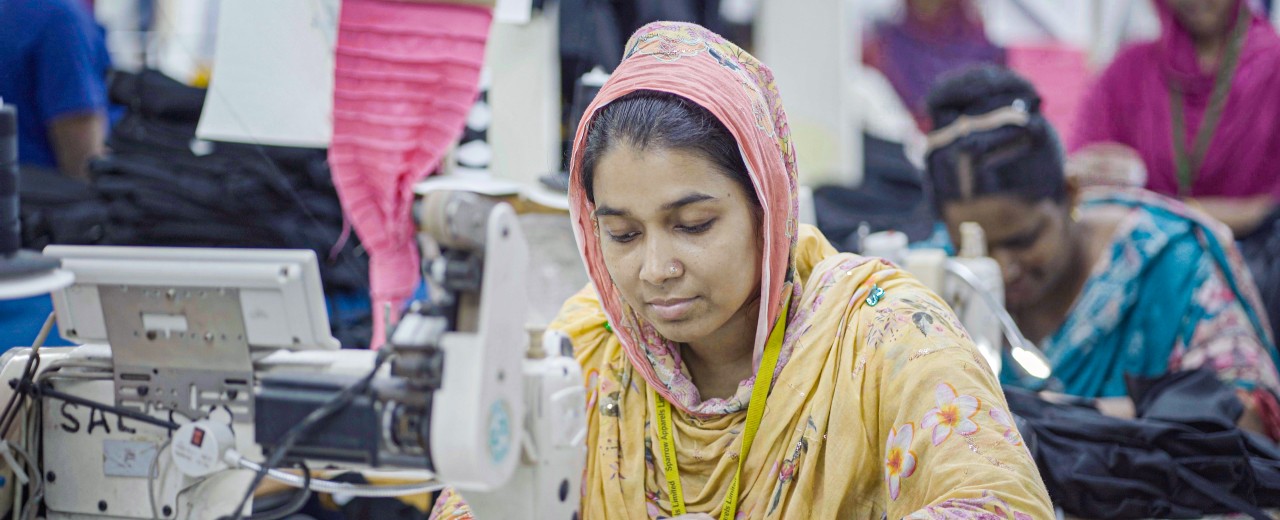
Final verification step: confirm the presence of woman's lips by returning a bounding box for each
[648,297,698,321]
[1006,278,1032,304]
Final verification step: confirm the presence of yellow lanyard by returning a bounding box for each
[653,294,791,520]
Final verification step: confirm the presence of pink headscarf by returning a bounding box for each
[1072,0,1280,199]
[568,22,801,417]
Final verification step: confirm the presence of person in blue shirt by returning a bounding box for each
[0,0,110,181]
[0,0,110,349]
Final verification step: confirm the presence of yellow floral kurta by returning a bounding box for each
[550,227,1053,519]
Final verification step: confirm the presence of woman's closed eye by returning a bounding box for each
[994,221,1048,251]
[997,232,1038,251]
[606,229,641,243]
[603,217,716,243]
[677,218,716,234]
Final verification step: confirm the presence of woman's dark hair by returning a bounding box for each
[579,91,758,207]
[924,66,1066,210]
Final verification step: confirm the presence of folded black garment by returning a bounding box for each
[1008,369,1280,519]
[18,165,109,249]
[1239,208,1280,354]
[108,69,207,125]
[812,134,936,252]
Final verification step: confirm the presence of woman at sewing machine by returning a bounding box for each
[922,66,1280,441]
[537,22,1052,519]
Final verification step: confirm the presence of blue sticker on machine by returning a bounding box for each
[488,401,512,464]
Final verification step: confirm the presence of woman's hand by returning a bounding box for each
[1040,391,1137,419]
[1186,194,1276,238]
[1237,388,1269,437]
[1042,390,1271,439]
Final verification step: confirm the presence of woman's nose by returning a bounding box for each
[990,248,1022,283]
[639,238,681,286]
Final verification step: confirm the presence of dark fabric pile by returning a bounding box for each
[557,0,742,169]
[19,70,371,348]
[1008,370,1280,519]
[1239,209,1280,345]
[18,164,107,248]
[812,134,937,252]
[559,0,732,109]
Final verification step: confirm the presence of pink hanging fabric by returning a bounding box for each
[329,0,491,347]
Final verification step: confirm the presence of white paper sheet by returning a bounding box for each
[494,0,533,24]
[195,0,339,148]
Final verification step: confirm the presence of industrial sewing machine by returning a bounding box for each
[0,190,586,520]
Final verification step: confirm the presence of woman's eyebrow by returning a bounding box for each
[661,193,716,211]
[594,205,628,218]
[993,218,1046,247]
[594,193,716,218]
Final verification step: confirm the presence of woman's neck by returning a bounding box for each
[681,297,761,400]
[681,342,754,401]
[1018,205,1130,344]
[1195,33,1229,73]
[1016,223,1097,344]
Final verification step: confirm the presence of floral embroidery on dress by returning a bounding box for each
[645,490,667,518]
[904,490,1033,519]
[921,383,981,446]
[1177,262,1280,391]
[911,312,937,336]
[988,408,1023,447]
[767,418,818,514]
[867,305,912,347]
[584,368,601,414]
[884,422,918,501]
[428,488,475,520]
[868,296,971,349]
[902,298,969,339]
[1034,187,1279,398]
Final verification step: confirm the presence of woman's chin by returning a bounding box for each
[647,319,709,346]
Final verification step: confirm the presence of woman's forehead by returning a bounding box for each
[592,145,749,214]
[943,196,1056,233]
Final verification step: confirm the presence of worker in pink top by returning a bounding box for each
[1072,0,1280,238]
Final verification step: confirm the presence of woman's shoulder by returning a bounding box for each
[1103,40,1162,77]
[799,255,1004,410]
[1077,195,1137,265]
[801,252,966,351]
[1088,41,1163,97]
[1081,186,1234,246]
[794,224,840,284]
[548,283,622,373]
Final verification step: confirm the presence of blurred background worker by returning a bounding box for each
[0,0,112,181]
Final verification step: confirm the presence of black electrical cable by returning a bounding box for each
[0,353,38,436]
[247,461,312,520]
[0,346,42,438]
[0,312,55,438]
[26,384,45,520]
[221,351,393,520]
